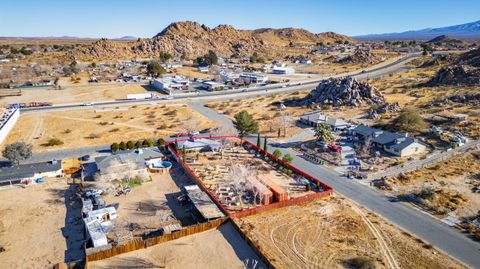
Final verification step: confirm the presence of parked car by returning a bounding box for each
[82,102,93,106]
[199,128,211,134]
[189,131,200,136]
[328,144,342,152]
[81,155,91,161]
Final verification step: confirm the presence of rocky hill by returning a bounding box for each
[426,35,463,44]
[74,21,353,61]
[426,49,480,86]
[337,49,382,65]
[294,77,384,107]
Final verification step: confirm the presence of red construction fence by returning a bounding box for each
[166,136,333,218]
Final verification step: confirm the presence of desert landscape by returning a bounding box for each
[238,196,467,269]
[3,104,215,152]
[0,178,69,269]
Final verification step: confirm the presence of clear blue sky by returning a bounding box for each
[1,0,479,38]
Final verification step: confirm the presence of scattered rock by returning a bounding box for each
[368,102,401,119]
[294,77,385,107]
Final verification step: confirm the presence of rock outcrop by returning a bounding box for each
[425,49,480,86]
[74,21,354,61]
[337,49,382,65]
[426,65,480,86]
[368,102,400,119]
[296,77,385,107]
[417,54,453,68]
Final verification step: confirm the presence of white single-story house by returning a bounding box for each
[177,138,223,152]
[272,67,295,74]
[299,111,350,131]
[239,73,269,83]
[198,66,210,73]
[152,77,190,93]
[201,81,224,91]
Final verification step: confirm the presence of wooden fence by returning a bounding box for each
[230,190,331,218]
[86,217,228,262]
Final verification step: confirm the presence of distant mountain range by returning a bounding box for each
[355,20,480,40]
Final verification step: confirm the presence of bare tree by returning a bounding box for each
[360,136,372,158]
[212,125,235,159]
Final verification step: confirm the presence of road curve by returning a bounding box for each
[20,53,420,114]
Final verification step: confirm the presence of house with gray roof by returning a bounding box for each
[352,125,426,157]
[0,160,63,188]
[299,111,350,131]
[94,148,164,177]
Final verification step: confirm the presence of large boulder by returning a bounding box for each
[297,77,385,107]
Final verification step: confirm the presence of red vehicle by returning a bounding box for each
[328,144,342,152]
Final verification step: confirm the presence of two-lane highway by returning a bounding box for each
[20,53,420,114]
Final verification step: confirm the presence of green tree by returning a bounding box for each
[91,62,97,68]
[111,142,119,153]
[393,108,427,133]
[146,61,166,77]
[273,149,282,159]
[126,141,135,150]
[2,142,32,165]
[143,140,150,148]
[263,136,268,152]
[158,51,172,63]
[157,138,166,145]
[182,145,187,160]
[119,141,127,151]
[196,50,218,66]
[315,123,335,143]
[135,140,143,149]
[233,111,259,138]
[282,154,293,163]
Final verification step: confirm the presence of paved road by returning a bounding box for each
[20,53,420,114]
[190,105,480,268]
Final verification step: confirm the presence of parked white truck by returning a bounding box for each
[126,93,158,100]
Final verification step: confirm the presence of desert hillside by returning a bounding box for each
[74,21,354,61]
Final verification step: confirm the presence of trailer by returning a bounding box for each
[126,93,158,100]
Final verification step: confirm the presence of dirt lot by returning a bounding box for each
[0,178,68,269]
[237,196,466,269]
[89,222,264,269]
[206,91,312,138]
[85,165,199,242]
[386,150,480,218]
[3,104,215,153]
[0,83,153,106]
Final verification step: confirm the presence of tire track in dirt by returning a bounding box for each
[351,204,400,269]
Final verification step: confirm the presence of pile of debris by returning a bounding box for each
[426,65,480,86]
[337,49,382,65]
[368,102,401,119]
[295,77,385,107]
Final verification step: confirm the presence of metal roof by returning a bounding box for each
[184,185,224,219]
